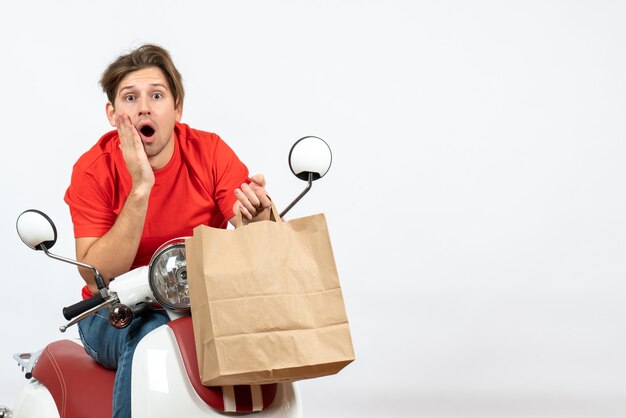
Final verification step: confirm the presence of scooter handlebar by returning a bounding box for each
[63,293,105,321]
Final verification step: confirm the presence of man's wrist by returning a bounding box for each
[128,186,151,204]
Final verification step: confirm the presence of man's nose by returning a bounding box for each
[138,96,151,115]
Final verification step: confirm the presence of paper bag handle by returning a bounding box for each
[234,202,282,229]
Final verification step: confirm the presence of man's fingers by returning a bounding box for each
[234,200,253,220]
[236,187,259,217]
[257,186,272,208]
[236,184,269,217]
[250,173,266,187]
[114,114,154,189]
[241,183,261,208]
[116,115,141,147]
[234,174,271,221]
[248,183,272,209]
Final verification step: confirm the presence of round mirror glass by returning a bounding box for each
[16,209,57,251]
[288,136,332,181]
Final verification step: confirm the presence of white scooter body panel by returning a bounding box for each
[132,324,303,418]
[12,379,59,418]
[109,265,152,306]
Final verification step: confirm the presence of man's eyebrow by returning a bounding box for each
[118,83,169,95]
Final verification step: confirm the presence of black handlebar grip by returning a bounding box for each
[63,293,105,321]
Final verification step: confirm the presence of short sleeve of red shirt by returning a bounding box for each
[64,131,121,238]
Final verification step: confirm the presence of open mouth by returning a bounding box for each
[140,125,155,137]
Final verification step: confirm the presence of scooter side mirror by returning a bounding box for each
[16,209,58,251]
[16,209,106,296]
[280,136,332,218]
[288,136,332,181]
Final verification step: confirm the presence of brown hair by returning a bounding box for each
[100,44,184,109]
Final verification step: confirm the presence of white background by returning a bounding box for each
[1,1,626,417]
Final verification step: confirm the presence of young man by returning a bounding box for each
[64,44,271,418]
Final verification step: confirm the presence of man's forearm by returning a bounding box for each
[77,190,150,292]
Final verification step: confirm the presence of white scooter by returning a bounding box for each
[1,137,332,418]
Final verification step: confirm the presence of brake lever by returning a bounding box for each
[59,299,116,332]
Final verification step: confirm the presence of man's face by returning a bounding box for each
[106,66,182,169]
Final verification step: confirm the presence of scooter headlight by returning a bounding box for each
[148,238,190,311]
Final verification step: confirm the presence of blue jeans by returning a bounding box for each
[78,307,170,418]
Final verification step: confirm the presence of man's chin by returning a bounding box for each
[142,142,159,157]
[143,139,174,169]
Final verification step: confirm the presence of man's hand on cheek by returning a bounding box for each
[116,114,154,194]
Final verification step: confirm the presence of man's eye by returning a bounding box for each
[153,93,163,100]
[125,95,136,102]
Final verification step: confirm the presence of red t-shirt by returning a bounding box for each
[64,122,249,298]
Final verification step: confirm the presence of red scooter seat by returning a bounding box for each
[167,316,278,412]
[32,339,115,418]
[31,317,277,417]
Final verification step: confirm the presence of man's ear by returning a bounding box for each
[175,102,183,122]
[106,102,116,127]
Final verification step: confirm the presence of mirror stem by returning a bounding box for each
[39,244,106,290]
[280,172,313,218]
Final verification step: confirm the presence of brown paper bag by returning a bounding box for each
[186,204,355,386]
